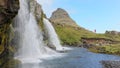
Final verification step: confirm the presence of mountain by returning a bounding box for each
[49,8,98,46]
[50,8,78,27]
[49,8,120,46]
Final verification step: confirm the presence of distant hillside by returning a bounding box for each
[105,31,120,41]
[49,8,120,46]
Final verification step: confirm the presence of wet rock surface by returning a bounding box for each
[101,61,120,68]
[30,0,43,22]
[0,0,19,67]
[0,0,19,24]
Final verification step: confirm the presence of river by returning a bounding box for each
[19,47,120,68]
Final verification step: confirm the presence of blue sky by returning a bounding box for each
[37,0,120,33]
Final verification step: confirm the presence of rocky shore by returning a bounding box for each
[101,61,120,68]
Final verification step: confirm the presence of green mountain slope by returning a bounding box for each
[49,8,120,46]
[53,24,95,45]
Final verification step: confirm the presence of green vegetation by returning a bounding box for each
[89,44,120,55]
[2,59,21,68]
[0,23,18,67]
[0,24,10,54]
[38,12,46,31]
[52,23,120,46]
[53,23,120,55]
[105,33,120,41]
[53,24,96,45]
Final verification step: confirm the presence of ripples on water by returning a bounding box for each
[18,47,120,68]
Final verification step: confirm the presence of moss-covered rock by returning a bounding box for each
[29,0,46,31]
[2,59,20,68]
[0,0,19,67]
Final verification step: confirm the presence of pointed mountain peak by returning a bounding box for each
[50,8,78,27]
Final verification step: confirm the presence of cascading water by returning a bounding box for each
[14,0,55,63]
[43,18,63,51]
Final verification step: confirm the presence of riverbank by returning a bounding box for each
[88,44,120,56]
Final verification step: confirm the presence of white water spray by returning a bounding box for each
[43,18,63,51]
[14,0,55,63]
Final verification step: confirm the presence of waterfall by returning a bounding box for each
[43,18,63,51]
[14,0,55,63]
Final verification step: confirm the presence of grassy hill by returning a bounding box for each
[51,23,120,46]
[49,8,120,46]
[53,23,103,45]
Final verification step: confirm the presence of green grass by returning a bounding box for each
[89,44,120,55]
[53,24,99,45]
[105,33,120,41]
[102,44,120,55]
[52,24,120,46]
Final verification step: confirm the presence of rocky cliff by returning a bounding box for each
[50,8,78,27]
[30,0,46,30]
[30,0,43,22]
[0,0,19,67]
[0,0,19,24]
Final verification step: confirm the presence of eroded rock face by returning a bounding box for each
[81,38,115,46]
[0,0,19,24]
[0,0,19,67]
[50,8,78,27]
[0,0,19,53]
[30,0,43,22]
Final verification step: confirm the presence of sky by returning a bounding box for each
[37,0,120,33]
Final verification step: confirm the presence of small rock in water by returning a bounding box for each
[56,48,68,53]
[101,60,120,68]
